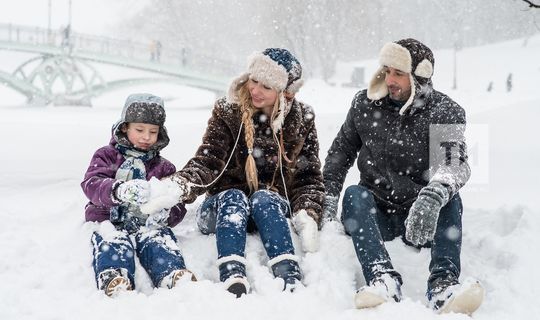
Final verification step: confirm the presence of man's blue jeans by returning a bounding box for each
[197,188,295,260]
[341,185,462,289]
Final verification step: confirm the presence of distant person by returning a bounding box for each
[487,81,493,92]
[61,25,71,50]
[155,40,162,62]
[323,38,484,315]
[81,93,196,297]
[506,73,513,92]
[180,47,187,66]
[164,48,324,297]
[149,40,156,61]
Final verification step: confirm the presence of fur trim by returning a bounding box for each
[272,93,287,132]
[367,67,388,101]
[399,74,416,115]
[227,73,249,104]
[248,53,289,91]
[216,255,248,267]
[286,78,304,94]
[267,253,300,268]
[379,42,412,73]
[415,59,434,78]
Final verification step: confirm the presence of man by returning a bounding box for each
[323,38,483,314]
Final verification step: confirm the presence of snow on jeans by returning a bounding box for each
[341,184,462,288]
[197,188,296,280]
[91,227,187,288]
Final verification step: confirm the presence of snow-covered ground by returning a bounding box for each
[0,35,539,320]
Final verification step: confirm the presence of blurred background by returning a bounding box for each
[1,0,538,81]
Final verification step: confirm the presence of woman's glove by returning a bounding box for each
[292,209,319,253]
[163,175,191,202]
[115,179,151,205]
[405,182,450,246]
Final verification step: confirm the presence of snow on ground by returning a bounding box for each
[0,35,539,320]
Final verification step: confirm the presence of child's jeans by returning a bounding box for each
[91,226,187,288]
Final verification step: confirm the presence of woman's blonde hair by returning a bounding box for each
[237,82,281,193]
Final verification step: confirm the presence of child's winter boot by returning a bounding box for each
[98,268,132,297]
[268,254,303,292]
[217,255,250,298]
[355,273,402,309]
[160,269,197,289]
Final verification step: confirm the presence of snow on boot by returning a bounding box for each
[428,277,484,315]
[217,255,250,298]
[268,254,303,292]
[98,268,132,297]
[355,273,402,309]
[160,269,197,289]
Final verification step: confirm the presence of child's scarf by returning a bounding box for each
[110,145,157,233]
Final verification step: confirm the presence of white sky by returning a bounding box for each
[0,0,146,35]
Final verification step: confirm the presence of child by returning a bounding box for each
[81,93,196,296]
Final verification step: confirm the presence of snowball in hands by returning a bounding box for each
[292,209,319,253]
[139,177,183,215]
[115,179,151,205]
[405,182,450,246]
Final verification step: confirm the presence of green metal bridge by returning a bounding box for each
[0,23,234,106]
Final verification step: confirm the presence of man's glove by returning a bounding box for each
[405,182,450,246]
[292,209,319,253]
[115,179,151,206]
[322,195,339,223]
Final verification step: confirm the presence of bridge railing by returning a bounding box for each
[0,23,240,77]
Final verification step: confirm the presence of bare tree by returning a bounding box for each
[521,0,540,8]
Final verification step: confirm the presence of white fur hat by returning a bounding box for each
[227,48,304,131]
[367,38,435,115]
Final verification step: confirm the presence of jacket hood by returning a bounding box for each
[112,93,170,152]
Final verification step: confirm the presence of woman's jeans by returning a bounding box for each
[91,227,187,288]
[341,185,462,290]
[197,188,295,260]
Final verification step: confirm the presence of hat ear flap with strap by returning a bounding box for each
[367,67,388,101]
[227,73,250,104]
[286,78,304,94]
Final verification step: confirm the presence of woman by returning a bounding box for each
[168,48,324,297]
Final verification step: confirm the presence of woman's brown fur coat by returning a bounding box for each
[172,96,325,225]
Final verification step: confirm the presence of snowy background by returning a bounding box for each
[1,1,540,320]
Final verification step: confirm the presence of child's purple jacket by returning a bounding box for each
[81,141,186,227]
